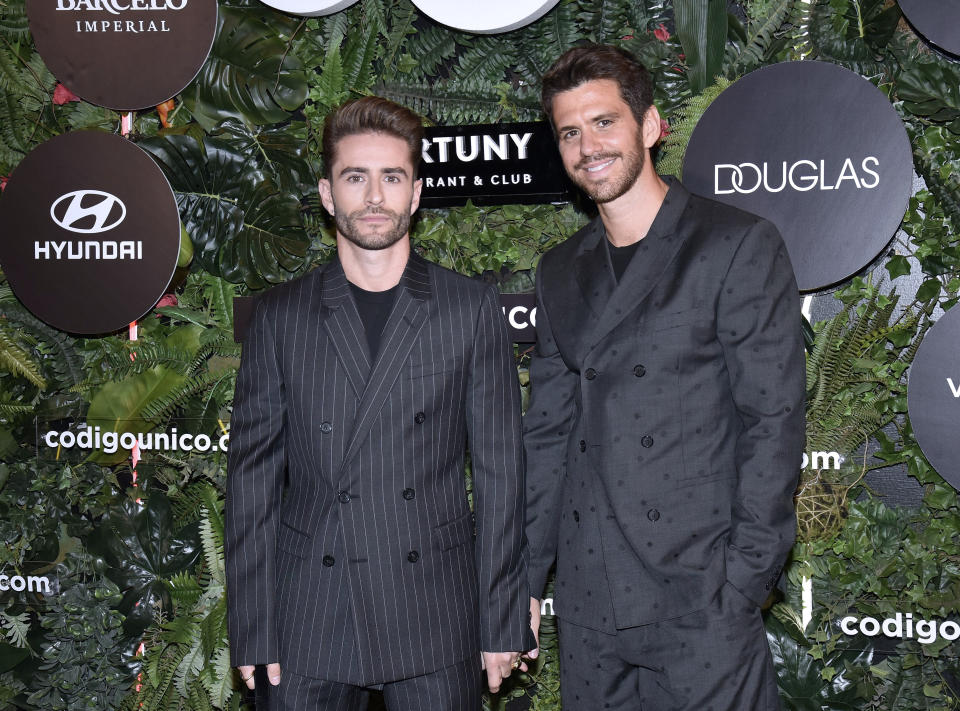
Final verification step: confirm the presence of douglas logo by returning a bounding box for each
[714,157,880,195]
[50,190,126,234]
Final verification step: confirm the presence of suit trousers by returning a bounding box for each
[558,583,781,711]
[265,655,483,711]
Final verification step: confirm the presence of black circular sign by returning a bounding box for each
[898,0,960,56]
[0,131,181,334]
[908,306,960,491]
[27,0,217,110]
[682,61,913,292]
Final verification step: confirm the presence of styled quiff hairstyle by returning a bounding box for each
[322,96,424,178]
[541,44,654,133]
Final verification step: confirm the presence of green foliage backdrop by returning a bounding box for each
[2,0,960,708]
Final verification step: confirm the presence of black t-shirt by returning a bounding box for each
[607,239,641,282]
[349,282,400,360]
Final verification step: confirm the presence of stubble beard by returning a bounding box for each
[335,206,411,251]
[573,141,645,204]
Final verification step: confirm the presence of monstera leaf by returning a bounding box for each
[182,4,308,129]
[898,60,960,133]
[139,134,310,289]
[87,493,200,638]
[211,118,317,194]
[767,614,868,710]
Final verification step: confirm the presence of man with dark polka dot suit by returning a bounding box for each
[523,45,805,711]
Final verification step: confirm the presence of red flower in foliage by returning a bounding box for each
[654,23,670,42]
[621,34,634,41]
[660,118,671,139]
[154,293,178,316]
[156,99,175,129]
[52,83,80,105]
[0,175,7,192]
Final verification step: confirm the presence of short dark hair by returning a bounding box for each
[322,97,424,178]
[541,44,654,131]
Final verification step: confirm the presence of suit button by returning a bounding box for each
[641,435,654,448]
[322,555,335,567]
[414,411,426,424]
[338,491,351,503]
[633,364,646,377]
[647,509,660,522]
[320,421,333,434]
[402,488,415,500]
[407,550,420,563]
[579,440,586,452]
[573,510,580,523]
[584,368,597,380]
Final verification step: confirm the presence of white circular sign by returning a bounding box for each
[258,0,357,17]
[411,0,560,33]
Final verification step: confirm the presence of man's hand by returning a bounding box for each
[481,651,526,694]
[528,597,541,659]
[237,663,282,690]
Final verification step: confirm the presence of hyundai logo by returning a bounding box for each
[50,190,126,234]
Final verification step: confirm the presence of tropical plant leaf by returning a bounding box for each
[182,5,308,129]
[84,325,202,463]
[0,324,45,388]
[138,134,310,289]
[211,118,316,193]
[674,0,728,94]
[86,493,201,638]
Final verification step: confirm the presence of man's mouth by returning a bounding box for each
[582,157,616,174]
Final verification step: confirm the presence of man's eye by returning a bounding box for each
[385,175,400,183]
[597,119,612,128]
[562,130,579,140]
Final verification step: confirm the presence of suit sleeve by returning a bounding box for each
[522,261,580,600]
[466,285,536,652]
[717,219,805,606]
[225,297,287,666]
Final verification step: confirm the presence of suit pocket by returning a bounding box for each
[276,522,311,560]
[641,307,712,333]
[432,512,474,551]
[409,356,461,379]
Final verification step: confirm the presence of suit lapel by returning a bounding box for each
[584,179,692,352]
[338,253,431,474]
[321,259,372,398]
[574,218,615,319]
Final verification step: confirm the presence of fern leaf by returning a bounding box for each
[656,76,733,178]
[576,0,630,44]
[402,24,458,80]
[0,611,31,650]
[0,326,46,388]
[201,647,235,709]
[726,0,796,74]
[174,638,205,697]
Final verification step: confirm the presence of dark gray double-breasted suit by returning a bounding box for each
[225,253,533,701]
[524,178,805,708]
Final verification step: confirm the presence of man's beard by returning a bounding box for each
[334,205,411,251]
[572,141,645,204]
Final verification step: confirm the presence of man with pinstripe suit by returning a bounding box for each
[225,97,535,710]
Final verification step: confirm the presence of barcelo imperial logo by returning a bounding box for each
[50,190,126,234]
[55,0,188,11]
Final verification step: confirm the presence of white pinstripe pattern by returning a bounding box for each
[225,253,534,691]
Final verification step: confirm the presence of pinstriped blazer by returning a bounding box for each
[225,252,535,686]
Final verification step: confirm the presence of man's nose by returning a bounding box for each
[580,128,602,157]
[366,180,384,205]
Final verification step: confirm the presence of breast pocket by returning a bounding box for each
[409,355,462,380]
